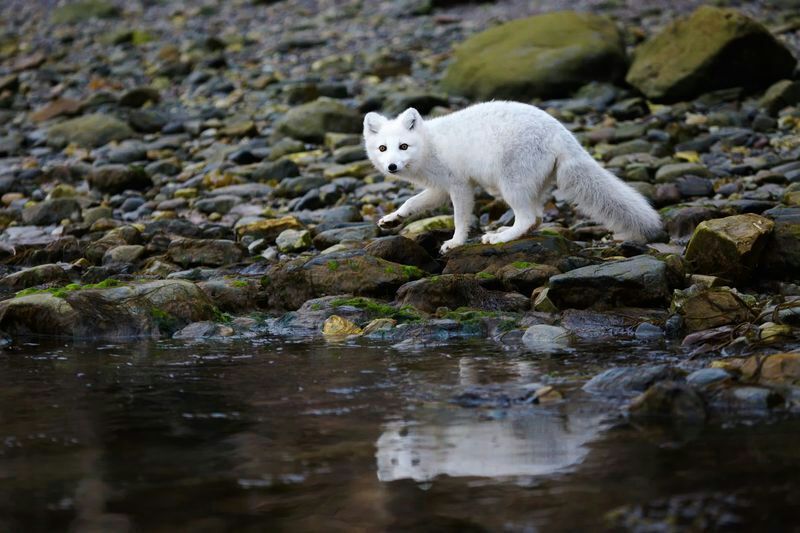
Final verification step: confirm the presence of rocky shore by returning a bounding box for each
[1,0,800,423]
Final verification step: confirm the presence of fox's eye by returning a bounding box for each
[399,143,408,150]
[379,145,387,152]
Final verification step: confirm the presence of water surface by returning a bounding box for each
[1,337,798,531]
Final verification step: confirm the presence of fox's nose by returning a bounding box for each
[388,163,397,173]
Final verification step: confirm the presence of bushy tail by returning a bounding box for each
[555,143,662,242]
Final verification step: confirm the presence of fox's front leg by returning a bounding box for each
[440,184,474,254]
[378,188,449,229]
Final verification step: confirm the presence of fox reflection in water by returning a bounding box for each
[375,358,606,483]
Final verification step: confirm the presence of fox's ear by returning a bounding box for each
[364,112,387,136]
[399,108,422,130]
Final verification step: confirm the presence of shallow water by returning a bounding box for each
[1,337,799,532]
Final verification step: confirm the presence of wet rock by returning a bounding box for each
[628,382,706,421]
[274,176,327,198]
[521,324,572,352]
[759,79,800,115]
[672,287,754,332]
[173,321,234,339]
[85,226,142,264]
[198,278,261,312]
[443,235,578,274]
[0,280,215,339]
[262,250,426,311]
[167,238,243,267]
[322,315,363,336]
[236,216,303,243]
[275,228,312,253]
[684,214,774,284]
[635,322,665,340]
[561,308,666,340]
[654,162,711,183]
[88,164,152,194]
[48,113,135,148]
[396,274,529,314]
[251,158,300,181]
[686,367,734,388]
[706,386,785,416]
[194,195,240,215]
[493,262,560,296]
[441,11,627,100]
[584,365,684,396]
[364,236,439,273]
[22,198,81,225]
[274,98,361,143]
[662,205,724,238]
[399,215,454,239]
[626,6,796,102]
[548,255,671,310]
[313,223,379,249]
[102,244,145,265]
[0,264,70,292]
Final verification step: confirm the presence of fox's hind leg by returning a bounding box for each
[481,198,540,244]
[481,172,549,245]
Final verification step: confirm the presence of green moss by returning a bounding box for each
[401,265,426,279]
[326,260,340,271]
[14,278,123,299]
[384,265,398,275]
[212,307,233,323]
[330,297,422,322]
[150,307,178,331]
[476,271,496,280]
[511,261,534,269]
[230,280,249,288]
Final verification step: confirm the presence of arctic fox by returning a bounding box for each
[363,101,662,254]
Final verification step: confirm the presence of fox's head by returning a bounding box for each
[363,108,425,177]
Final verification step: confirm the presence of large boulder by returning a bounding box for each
[442,235,578,274]
[0,280,216,339]
[47,113,135,148]
[261,250,427,311]
[626,6,797,103]
[395,274,529,314]
[440,11,627,100]
[274,98,361,143]
[684,214,774,284]
[547,255,671,309]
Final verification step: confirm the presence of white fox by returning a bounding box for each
[363,101,662,254]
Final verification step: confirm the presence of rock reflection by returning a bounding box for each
[376,404,605,483]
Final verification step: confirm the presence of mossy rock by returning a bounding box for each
[0,280,215,339]
[48,113,135,148]
[672,287,754,332]
[274,98,361,143]
[262,251,427,311]
[440,11,627,100]
[626,6,796,103]
[684,214,774,284]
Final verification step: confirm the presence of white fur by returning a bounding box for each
[363,101,663,254]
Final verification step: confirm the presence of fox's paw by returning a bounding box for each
[481,232,512,245]
[439,238,465,255]
[377,212,404,229]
